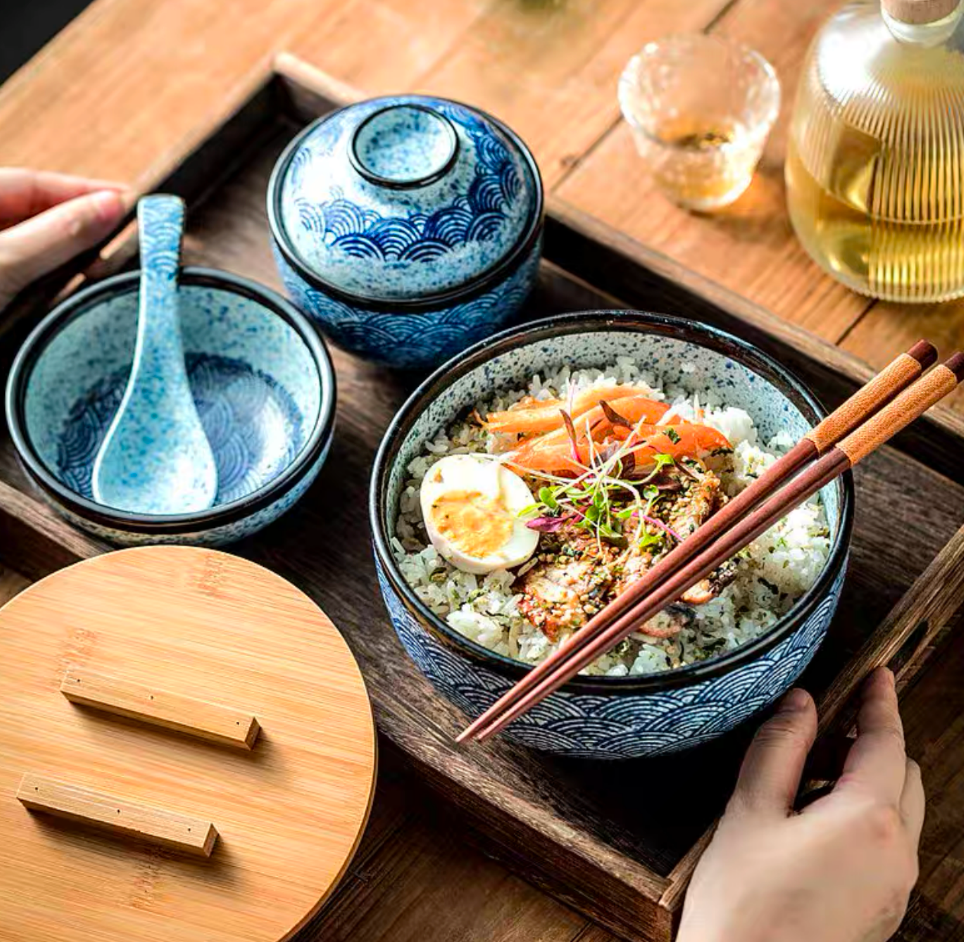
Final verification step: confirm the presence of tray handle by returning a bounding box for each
[663,521,964,912]
[18,774,218,857]
[62,668,261,749]
[800,522,964,790]
[817,520,964,739]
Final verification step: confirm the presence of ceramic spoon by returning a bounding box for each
[92,195,218,514]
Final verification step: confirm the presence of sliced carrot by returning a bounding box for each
[482,388,666,435]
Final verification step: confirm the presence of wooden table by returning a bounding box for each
[2,2,964,940]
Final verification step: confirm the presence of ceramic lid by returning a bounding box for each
[270,95,542,303]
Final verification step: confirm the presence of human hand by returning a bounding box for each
[678,668,924,942]
[0,168,127,312]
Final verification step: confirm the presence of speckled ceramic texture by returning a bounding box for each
[273,97,539,300]
[267,95,544,370]
[7,268,336,547]
[93,195,218,515]
[370,311,854,759]
[273,236,541,370]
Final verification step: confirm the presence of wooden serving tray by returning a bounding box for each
[3,56,964,942]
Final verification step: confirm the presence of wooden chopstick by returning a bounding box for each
[456,341,937,744]
[465,350,963,743]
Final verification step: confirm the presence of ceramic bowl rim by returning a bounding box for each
[265,94,545,313]
[370,310,854,694]
[348,103,462,189]
[6,266,337,533]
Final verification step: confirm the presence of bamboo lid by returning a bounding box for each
[0,546,376,942]
[882,0,961,23]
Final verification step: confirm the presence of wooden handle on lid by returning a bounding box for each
[805,340,937,453]
[61,668,261,749]
[17,774,218,857]
[838,353,964,465]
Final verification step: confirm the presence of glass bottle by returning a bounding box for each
[786,0,964,302]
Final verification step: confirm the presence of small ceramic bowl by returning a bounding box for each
[371,311,854,759]
[7,268,335,546]
[267,95,544,371]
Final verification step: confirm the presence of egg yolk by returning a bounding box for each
[430,489,514,559]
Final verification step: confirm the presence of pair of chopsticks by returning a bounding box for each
[458,341,963,744]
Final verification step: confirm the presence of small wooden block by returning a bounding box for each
[61,668,260,749]
[18,774,218,857]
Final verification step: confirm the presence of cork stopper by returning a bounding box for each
[882,0,961,23]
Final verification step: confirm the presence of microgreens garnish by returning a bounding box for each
[505,404,686,552]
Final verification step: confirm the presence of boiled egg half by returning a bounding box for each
[420,455,539,575]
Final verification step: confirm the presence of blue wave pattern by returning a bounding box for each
[53,439,328,548]
[290,104,522,271]
[57,353,304,505]
[274,240,540,370]
[138,196,183,280]
[377,559,846,759]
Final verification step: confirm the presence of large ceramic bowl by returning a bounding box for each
[7,268,335,546]
[371,311,853,759]
[267,95,544,370]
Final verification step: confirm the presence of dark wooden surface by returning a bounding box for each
[0,57,962,942]
[2,81,962,939]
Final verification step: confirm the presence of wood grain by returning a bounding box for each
[0,94,961,938]
[0,547,376,942]
[61,668,262,750]
[556,0,875,342]
[2,33,964,938]
[820,522,964,733]
[172,110,964,938]
[409,0,730,189]
[542,200,964,487]
[660,520,964,916]
[3,555,597,942]
[838,364,961,465]
[805,350,927,453]
[841,300,964,415]
[895,609,964,941]
[17,774,219,857]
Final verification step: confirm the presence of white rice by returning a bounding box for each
[393,358,831,676]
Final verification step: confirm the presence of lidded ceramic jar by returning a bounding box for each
[267,96,544,370]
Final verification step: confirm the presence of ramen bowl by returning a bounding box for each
[371,311,853,759]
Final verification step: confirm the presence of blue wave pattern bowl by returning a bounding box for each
[371,312,853,759]
[267,95,544,370]
[7,268,335,546]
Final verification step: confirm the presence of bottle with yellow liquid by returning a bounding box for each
[786,0,964,302]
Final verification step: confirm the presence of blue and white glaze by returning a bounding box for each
[53,437,330,547]
[60,353,303,504]
[275,97,538,300]
[93,196,218,515]
[379,560,844,758]
[267,95,544,369]
[10,271,334,547]
[273,236,541,370]
[372,313,853,759]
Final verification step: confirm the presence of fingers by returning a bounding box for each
[838,668,908,807]
[0,190,127,306]
[900,758,925,847]
[730,687,817,817]
[0,168,126,228]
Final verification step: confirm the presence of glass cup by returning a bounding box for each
[618,33,780,211]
